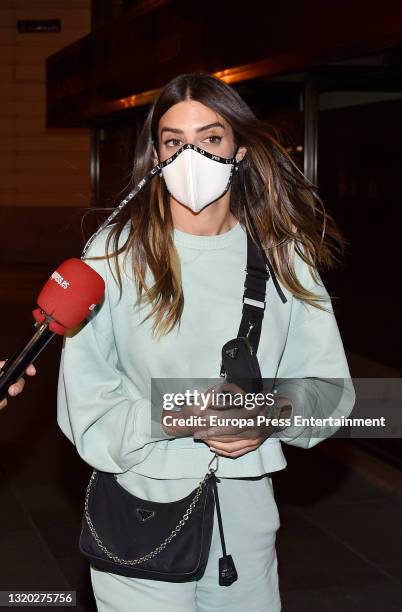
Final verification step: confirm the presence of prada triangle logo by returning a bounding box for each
[136,508,156,523]
[225,347,238,359]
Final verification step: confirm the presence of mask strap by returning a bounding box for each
[238,163,287,304]
[233,145,240,169]
[81,162,163,259]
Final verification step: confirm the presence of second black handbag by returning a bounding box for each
[79,460,217,582]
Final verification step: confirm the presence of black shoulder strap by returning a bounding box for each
[237,164,287,356]
[237,233,268,354]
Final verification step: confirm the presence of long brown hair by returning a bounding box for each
[86,73,344,338]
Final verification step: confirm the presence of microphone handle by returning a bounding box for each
[0,321,55,401]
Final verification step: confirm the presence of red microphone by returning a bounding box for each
[0,258,105,401]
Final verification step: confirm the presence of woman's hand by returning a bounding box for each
[0,361,37,411]
[161,381,263,438]
[193,382,292,458]
[161,389,215,437]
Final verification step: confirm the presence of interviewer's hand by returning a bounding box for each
[193,381,292,458]
[0,360,37,411]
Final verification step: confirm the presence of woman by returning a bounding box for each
[57,73,355,612]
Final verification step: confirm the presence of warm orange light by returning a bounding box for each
[212,60,278,85]
[94,54,298,117]
[90,87,162,117]
[119,88,161,108]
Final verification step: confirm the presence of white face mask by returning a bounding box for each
[161,144,238,213]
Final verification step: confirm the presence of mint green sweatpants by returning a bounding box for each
[89,472,282,612]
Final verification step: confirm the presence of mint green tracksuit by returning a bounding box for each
[57,220,355,611]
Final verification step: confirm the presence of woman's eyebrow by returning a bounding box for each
[160,122,225,136]
[196,122,225,133]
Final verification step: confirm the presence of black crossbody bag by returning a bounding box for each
[78,216,287,586]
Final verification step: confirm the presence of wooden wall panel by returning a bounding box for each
[0,0,91,263]
[1,0,91,209]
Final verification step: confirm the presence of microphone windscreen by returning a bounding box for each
[36,258,105,331]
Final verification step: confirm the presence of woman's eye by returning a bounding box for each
[203,135,222,144]
[164,138,182,147]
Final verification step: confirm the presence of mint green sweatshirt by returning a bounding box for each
[57,220,355,479]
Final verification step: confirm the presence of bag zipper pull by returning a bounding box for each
[208,456,238,587]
